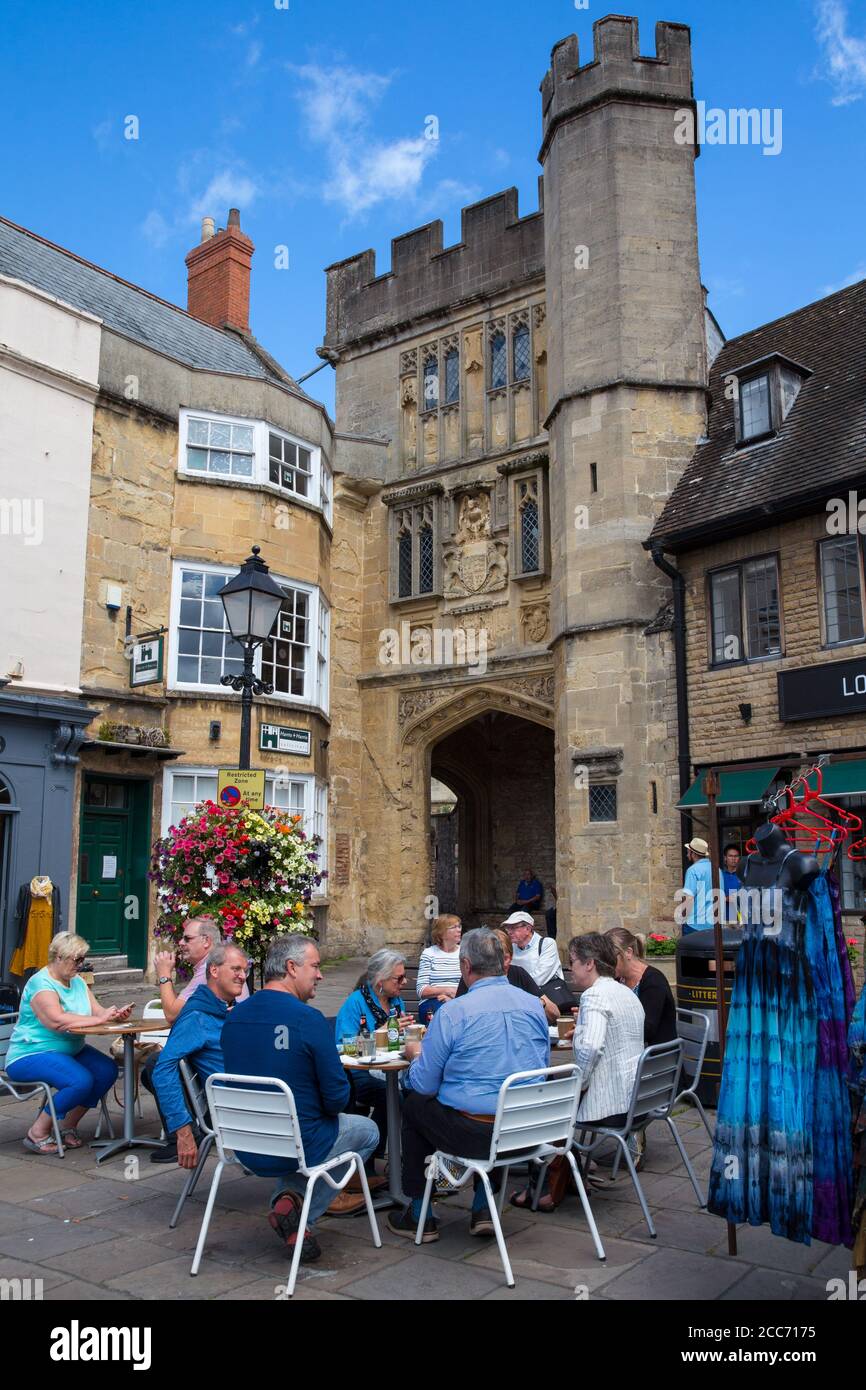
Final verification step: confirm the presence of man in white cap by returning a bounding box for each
[502,912,570,1019]
[682,837,713,936]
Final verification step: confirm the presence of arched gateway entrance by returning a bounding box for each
[398,680,555,937]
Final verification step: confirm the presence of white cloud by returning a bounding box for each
[141,210,172,248]
[246,40,262,69]
[187,171,259,222]
[815,0,866,105]
[822,262,866,293]
[92,119,113,153]
[290,62,440,216]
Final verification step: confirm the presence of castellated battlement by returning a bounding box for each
[322,182,545,355]
[539,16,694,159]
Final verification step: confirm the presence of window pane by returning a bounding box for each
[187,418,209,445]
[186,448,207,471]
[230,453,253,477]
[490,333,506,390]
[444,349,459,404]
[711,569,742,663]
[740,374,771,439]
[209,421,231,447]
[177,628,200,656]
[589,784,617,823]
[744,557,781,658]
[182,570,203,599]
[419,525,434,594]
[204,573,225,599]
[232,424,254,450]
[179,599,201,628]
[822,538,864,645]
[520,496,540,573]
[513,325,530,382]
[177,656,200,683]
[423,358,439,410]
[398,531,413,598]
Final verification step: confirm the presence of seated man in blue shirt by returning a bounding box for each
[221,935,378,1267]
[151,943,249,1170]
[509,866,544,914]
[388,927,549,1243]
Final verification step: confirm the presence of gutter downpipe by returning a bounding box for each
[650,544,691,878]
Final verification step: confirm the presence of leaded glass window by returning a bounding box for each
[398,528,413,598]
[739,374,771,440]
[821,538,864,645]
[744,557,781,658]
[419,525,434,594]
[518,480,540,573]
[513,324,530,382]
[490,333,507,390]
[423,356,439,411]
[589,784,617,823]
[444,349,459,404]
[710,557,781,663]
[710,569,742,664]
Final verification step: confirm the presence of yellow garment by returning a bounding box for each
[9,895,54,973]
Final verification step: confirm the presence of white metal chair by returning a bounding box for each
[415,1063,605,1288]
[673,1007,713,1138]
[169,1058,216,1230]
[141,998,170,1046]
[573,1039,707,1238]
[192,1072,382,1297]
[1,1011,114,1157]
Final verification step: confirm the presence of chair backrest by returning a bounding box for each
[141,998,170,1046]
[178,1057,211,1132]
[401,964,420,1019]
[675,1007,710,1089]
[205,1072,306,1170]
[490,1064,580,1162]
[142,998,166,1020]
[625,1040,684,1126]
[0,1012,19,1072]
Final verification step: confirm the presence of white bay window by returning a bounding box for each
[179,409,332,522]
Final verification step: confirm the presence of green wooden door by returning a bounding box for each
[77,781,131,955]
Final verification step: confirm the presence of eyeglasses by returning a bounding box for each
[182,934,200,943]
[72,955,88,967]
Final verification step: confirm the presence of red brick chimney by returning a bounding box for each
[185,208,254,332]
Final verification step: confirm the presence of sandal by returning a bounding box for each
[23,1129,60,1155]
[61,1128,83,1149]
[508,1186,556,1213]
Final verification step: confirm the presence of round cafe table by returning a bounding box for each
[341,1051,410,1207]
[67,1018,168,1164]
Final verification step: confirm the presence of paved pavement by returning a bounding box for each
[0,957,853,1301]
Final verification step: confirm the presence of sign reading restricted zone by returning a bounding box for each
[217,768,266,810]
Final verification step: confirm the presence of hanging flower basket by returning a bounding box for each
[149,799,325,979]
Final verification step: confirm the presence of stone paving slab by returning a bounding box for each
[464,1223,647,1293]
[105,1254,261,1300]
[600,1246,752,1301]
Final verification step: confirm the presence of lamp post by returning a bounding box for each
[217,546,285,769]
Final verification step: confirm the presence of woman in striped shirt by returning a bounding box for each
[417,915,463,1024]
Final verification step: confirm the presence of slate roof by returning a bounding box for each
[0,215,304,392]
[650,277,866,551]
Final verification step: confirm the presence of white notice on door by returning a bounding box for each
[102,855,117,879]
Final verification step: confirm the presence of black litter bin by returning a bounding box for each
[675,928,741,1108]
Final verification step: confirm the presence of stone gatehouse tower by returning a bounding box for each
[320,16,708,954]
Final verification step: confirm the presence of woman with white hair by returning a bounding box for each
[5,932,131,1154]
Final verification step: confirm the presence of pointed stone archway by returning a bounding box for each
[397,676,555,940]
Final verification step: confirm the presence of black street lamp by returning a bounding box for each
[217,546,285,769]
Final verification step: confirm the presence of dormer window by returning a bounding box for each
[731,355,808,447]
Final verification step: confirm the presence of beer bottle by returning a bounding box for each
[387,1005,400,1052]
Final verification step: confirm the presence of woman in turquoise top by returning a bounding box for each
[6,932,131,1154]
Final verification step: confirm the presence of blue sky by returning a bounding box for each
[2,0,864,416]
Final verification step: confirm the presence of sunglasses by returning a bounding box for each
[72,955,88,967]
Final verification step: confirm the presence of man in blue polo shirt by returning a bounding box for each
[221,935,378,1266]
[388,927,548,1243]
[682,836,714,935]
[510,866,544,914]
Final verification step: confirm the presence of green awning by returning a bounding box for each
[813,759,866,797]
[678,766,782,810]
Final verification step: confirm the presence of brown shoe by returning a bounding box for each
[324,1189,368,1216]
[346,1171,387,1194]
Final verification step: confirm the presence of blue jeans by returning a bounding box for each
[270,1113,379,1228]
[6,1045,118,1121]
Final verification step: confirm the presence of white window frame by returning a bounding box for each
[178,409,329,520]
[168,559,328,712]
[161,766,328,899]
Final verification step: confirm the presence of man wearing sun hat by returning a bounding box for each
[682,837,713,935]
[502,910,573,1016]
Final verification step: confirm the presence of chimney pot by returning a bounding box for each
[185,209,254,332]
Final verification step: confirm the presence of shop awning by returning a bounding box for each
[678,766,782,810]
[814,759,866,797]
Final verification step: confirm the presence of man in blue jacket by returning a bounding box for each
[221,934,378,1266]
[151,942,249,1170]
